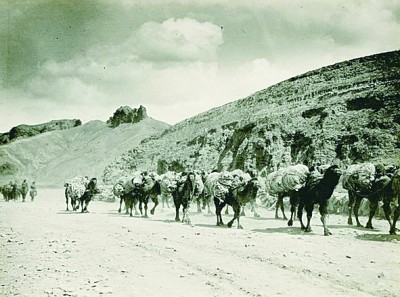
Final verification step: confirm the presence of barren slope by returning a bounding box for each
[0,118,169,186]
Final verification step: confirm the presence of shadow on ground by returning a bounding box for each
[56,211,85,215]
[328,224,380,231]
[195,223,230,229]
[252,227,316,235]
[56,210,97,215]
[246,216,283,221]
[97,211,149,219]
[161,219,180,224]
[355,233,400,242]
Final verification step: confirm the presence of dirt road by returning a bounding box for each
[0,189,399,297]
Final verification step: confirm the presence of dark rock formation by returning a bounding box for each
[103,50,400,182]
[0,119,81,145]
[107,105,148,128]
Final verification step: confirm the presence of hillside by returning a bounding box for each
[0,117,169,187]
[104,50,400,183]
[0,119,82,145]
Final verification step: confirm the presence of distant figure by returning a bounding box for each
[8,181,13,200]
[21,180,29,202]
[30,181,37,201]
[9,181,18,201]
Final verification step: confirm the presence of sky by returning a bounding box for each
[0,0,399,132]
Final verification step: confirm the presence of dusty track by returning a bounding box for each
[0,189,399,297]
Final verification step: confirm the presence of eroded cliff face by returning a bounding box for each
[0,119,82,145]
[103,51,400,183]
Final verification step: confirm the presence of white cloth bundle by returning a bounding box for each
[342,163,375,190]
[266,164,309,194]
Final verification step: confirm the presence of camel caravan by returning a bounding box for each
[0,163,400,235]
[58,160,400,236]
[2,161,398,236]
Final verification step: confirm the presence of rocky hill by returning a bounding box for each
[0,119,82,145]
[104,50,400,183]
[107,105,148,128]
[0,109,169,187]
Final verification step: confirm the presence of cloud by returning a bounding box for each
[0,87,89,131]
[3,48,289,130]
[0,0,108,87]
[1,1,399,131]
[132,18,223,62]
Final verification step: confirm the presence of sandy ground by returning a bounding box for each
[0,189,399,297]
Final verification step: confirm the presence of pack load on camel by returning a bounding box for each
[204,169,260,229]
[65,176,100,212]
[117,171,144,216]
[296,165,342,236]
[343,163,400,234]
[342,163,377,226]
[265,164,309,220]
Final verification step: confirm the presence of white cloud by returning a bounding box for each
[2,50,293,130]
[132,17,223,62]
[0,88,88,131]
[1,1,399,131]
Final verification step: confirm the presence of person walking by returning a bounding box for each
[21,180,29,202]
[30,181,37,202]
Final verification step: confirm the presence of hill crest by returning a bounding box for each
[0,116,170,186]
[103,50,400,183]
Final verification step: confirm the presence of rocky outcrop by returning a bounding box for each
[107,105,148,128]
[0,119,81,145]
[103,50,400,183]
